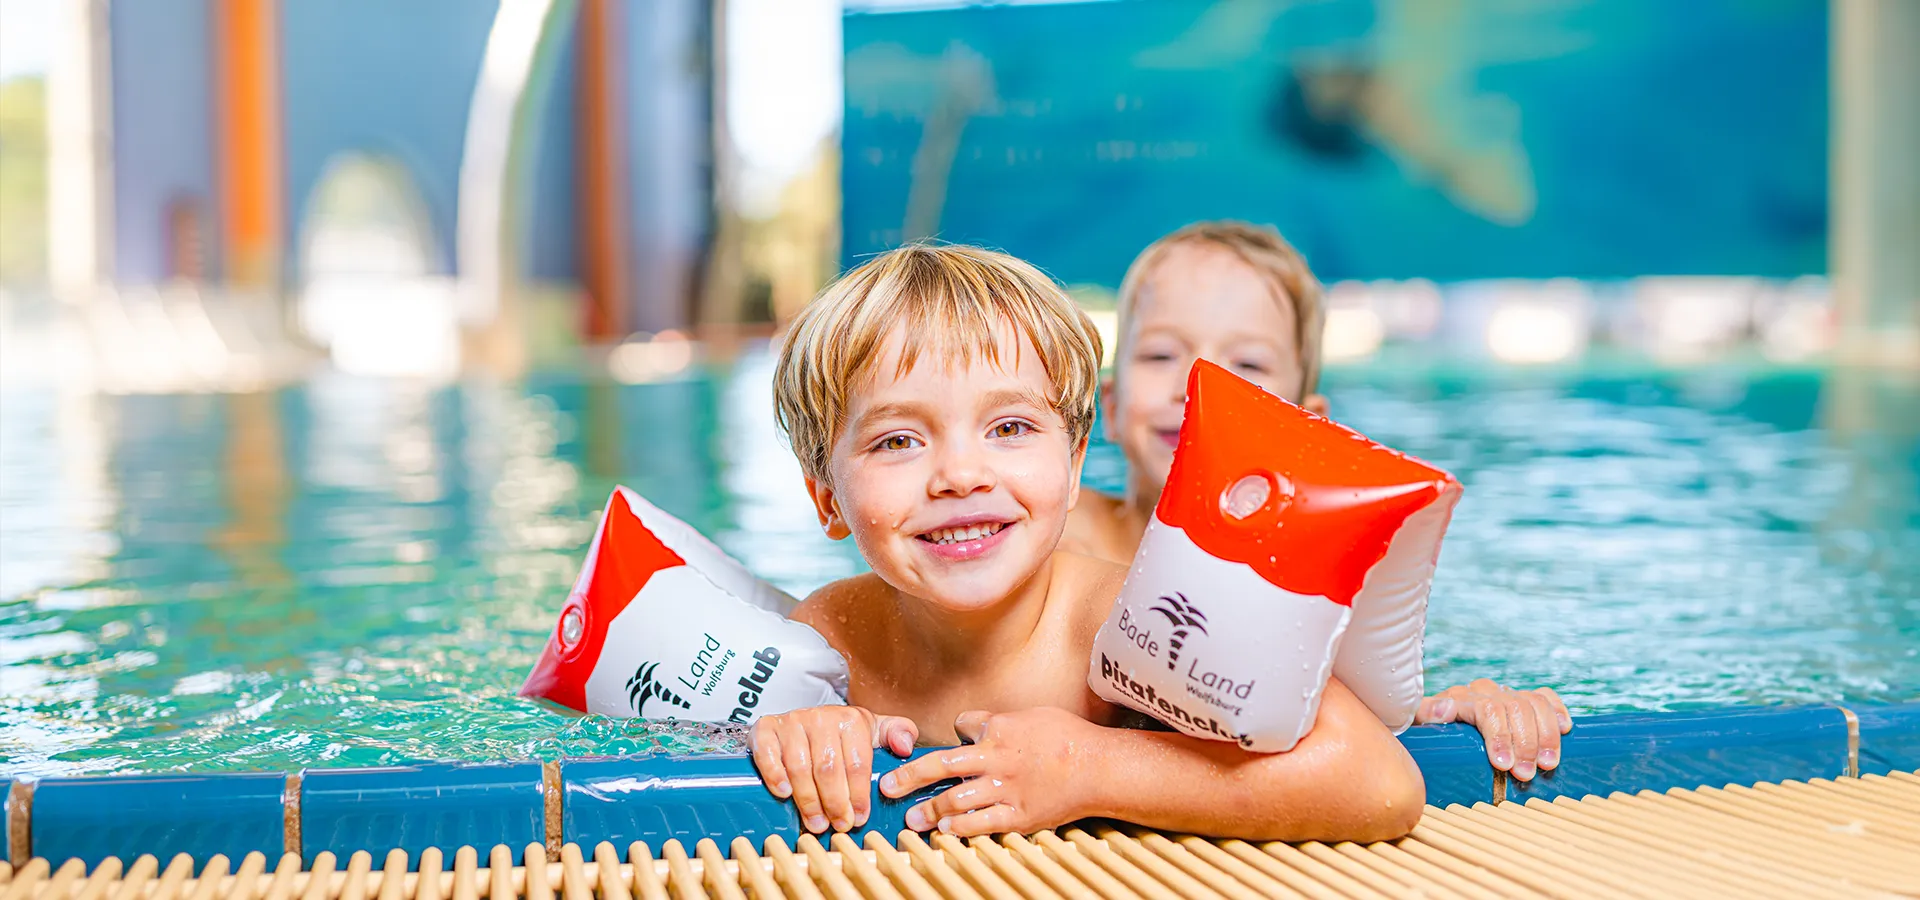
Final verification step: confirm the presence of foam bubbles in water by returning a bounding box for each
[535,716,751,761]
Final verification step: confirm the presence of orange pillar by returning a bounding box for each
[578,0,633,343]
[214,0,285,289]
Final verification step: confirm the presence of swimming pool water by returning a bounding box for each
[3,347,1916,777]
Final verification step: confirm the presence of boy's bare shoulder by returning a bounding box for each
[792,572,894,645]
[1060,492,1136,563]
[1053,548,1126,582]
[1060,491,1121,543]
[1048,550,1127,622]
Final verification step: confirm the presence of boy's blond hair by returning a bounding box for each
[1116,221,1325,397]
[775,243,1104,486]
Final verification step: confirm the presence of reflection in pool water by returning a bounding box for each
[1,347,1915,776]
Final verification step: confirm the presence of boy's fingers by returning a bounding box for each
[842,727,873,828]
[1414,694,1458,724]
[1534,687,1573,732]
[1506,696,1541,781]
[954,710,992,745]
[1528,693,1563,771]
[1469,697,1514,770]
[903,777,1000,832]
[751,722,791,799]
[889,723,917,756]
[880,747,988,798]
[810,726,854,832]
[933,805,1016,839]
[777,719,827,832]
[928,777,1000,822]
[872,715,918,757]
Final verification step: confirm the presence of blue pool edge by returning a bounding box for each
[4,701,1916,869]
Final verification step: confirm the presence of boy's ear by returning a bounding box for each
[1304,393,1330,419]
[1066,435,1088,510]
[805,476,852,540]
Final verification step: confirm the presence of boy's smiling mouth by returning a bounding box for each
[921,522,1006,544]
[913,515,1016,561]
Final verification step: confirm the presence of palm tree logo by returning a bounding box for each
[626,661,691,715]
[1148,592,1208,670]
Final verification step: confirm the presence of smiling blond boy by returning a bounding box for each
[750,243,1424,841]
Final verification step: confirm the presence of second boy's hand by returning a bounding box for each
[1415,680,1572,781]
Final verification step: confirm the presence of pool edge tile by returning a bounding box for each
[1852,701,1920,777]
[29,772,288,870]
[1508,705,1850,803]
[1397,723,1495,808]
[299,761,544,868]
[562,754,797,853]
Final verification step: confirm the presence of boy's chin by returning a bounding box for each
[870,528,1058,612]
[1128,456,1174,497]
[1127,438,1174,475]
[894,571,1032,614]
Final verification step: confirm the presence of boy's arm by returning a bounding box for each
[879,678,1425,843]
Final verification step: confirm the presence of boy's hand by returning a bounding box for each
[1416,679,1572,781]
[751,705,918,834]
[877,707,1098,838]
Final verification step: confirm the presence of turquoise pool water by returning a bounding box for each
[3,347,1917,777]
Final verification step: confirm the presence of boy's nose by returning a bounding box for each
[1170,356,1194,404]
[929,445,995,496]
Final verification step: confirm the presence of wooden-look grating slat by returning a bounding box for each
[5,773,1916,899]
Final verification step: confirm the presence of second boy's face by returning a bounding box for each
[809,323,1083,613]
[1107,242,1323,496]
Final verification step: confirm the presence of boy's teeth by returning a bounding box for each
[923,523,1004,545]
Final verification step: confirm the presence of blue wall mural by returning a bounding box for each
[842,0,1829,286]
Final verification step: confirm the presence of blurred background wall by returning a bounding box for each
[0,0,1912,383]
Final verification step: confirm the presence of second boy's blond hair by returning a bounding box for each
[775,243,1104,486]
[1116,221,1326,397]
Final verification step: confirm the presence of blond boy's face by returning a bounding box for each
[1105,242,1325,499]
[807,323,1084,613]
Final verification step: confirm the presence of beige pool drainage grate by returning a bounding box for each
[4,771,1916,899]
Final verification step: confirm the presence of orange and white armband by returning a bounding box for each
[521,487,849,721]
[1090,360,1460,751]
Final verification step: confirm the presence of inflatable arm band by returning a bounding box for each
[520,486,850,720]
[1089,360,1461,751]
